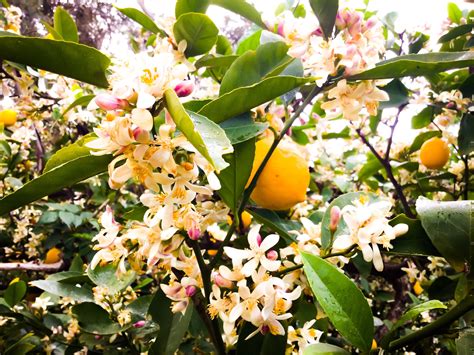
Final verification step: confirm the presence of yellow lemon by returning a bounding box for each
[371,339,378,350]
[413,281,424,296]
[419,137,450,170]
[44,247,62,264]
[226,211,253,229]
[0,109,17,126]
[247,137,310,210]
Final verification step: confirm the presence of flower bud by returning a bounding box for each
[266,250,278,261]
[277,22,285,36]
[213,273,233,289]
[329,206,341,233]
[261,325,270,335]
[95,93,128,111]
[256,233,263,246]
[133,320,146,328]
[185,285,197,297]
[312,27,324,37]
[174,81,194,97]
[188,226,201,240]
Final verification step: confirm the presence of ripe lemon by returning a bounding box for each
[247,137,310,210]
[413,281,424,296]
[419,137,450,169]
[44,247,62,264]
[0,109,17,126]
[227,211,253,229]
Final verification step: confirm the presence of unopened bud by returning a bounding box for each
[329,206,341,233]
[312,27,324,37]
[95,93,128,111]
[446,102,456,109]
[133,127,150,143]
[261,325,270,335]
[188,227,201,240]
[185,285,197,297]
[266,250,278,260]
[94,335,102,340]
[174,81,194,97]
[277,22,285,36]
[213,273,233,289]
[133,320,146,328]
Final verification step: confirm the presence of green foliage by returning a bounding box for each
[219,113,268,144]
[175,0,210,17]
[236,321,288,355]
[411,106,440,129]
[0,36,110,87]
[247,208,299,244]
[164,89,233,172]
[301,252,374,352]
[116,7,164,35]
[379,79,410,109]
[309,0,339,39]
[61,94,94,117]
[458,113,474,155]
[409,131,442,153]
[87,264,136,295]
[439,24,474,43]
[236,30,262,55]
[53,6,78,42]
[4,280,27,307]
[173,13,219,57]
[30,280,93,302]
[210,0,265,28]
[72,302,128,334]
[303,343,350,354]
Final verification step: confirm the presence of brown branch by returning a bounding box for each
[0,261,64,272]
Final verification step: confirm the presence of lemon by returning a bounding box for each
[371,339,378,350]
[44,247,62,264]
[247,137,310,210]
[419,137,450,169]
[227,211,253,229]
[0,109,17,126]
[413,281,424,296]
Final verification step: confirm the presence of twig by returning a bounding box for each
[0,261,64,272]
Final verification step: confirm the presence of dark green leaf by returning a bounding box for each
[309,0,339,39]
[458,113,474,155]
[87,264,136,295]
[220,114,268,144]
[198,76,311,123]
[0,36,110,87]
[175,0,210,17]
[218,138,255,212]
[4,280,27,307]
[409,131,442,153]
[116,7,163,35]
[349,52,474,81]
[123,206,148,221]
[220,41,291,94]
[388,214,441,257]
[439,24,474,43]
[31,280,93,302]
[164,89,233,172]
[248,208,298,244]
[173,13,218,57]
[72,302,127,334]
[54,6,78,42]
[210,0,266,28]
[409,32,430,54]
[379,79,409,109]
[303,343,350,354]
[301,252,374,351]
[411,106,438,129]
[416,197,472,274]
[456,328,474,355]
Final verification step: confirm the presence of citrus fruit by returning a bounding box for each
[247,137,310,210]
[413,281,424,295]
[44,247,62,264]
[419,137,450,169]
[0,109,17,126]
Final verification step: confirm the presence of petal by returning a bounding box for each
[260,234,279,251]
[260,256,281,272]
[137,91,156,109]
[132,108,153,131]
[372,243,384,271]
[247,225,262,249]
[241,258,259,277]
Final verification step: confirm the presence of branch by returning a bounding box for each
[0,261,64,272]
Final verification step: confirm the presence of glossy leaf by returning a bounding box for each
[409,131,442,153]
[411,106,439,129]
[175,0,209,17]
[388,214,441,257]
[379,79,410,109]
[219,113,268,145]
[303,343,350,355]
[416,197,472,273]
[116,7,163,35]
[54,6,78,42]
[349,52,474,81]
[458,113,474,155]
[198,76,312,123]
[31,280,93,302]
[210,0,266,28]
[237,30,262,55]
[248,207,299,244]
[218,137,255,213]
[439,24,474,43]
[173,13,218,57]
[0,36,110,87]
[220,41,291,94]
[301,252,374,351]
[0,152,112,215]
[195,54,239,70]
[87,264,136,295]
[44,135,97,172]
[4,280,27,307]
[164,89,233,172]
[72,302,127,334]
[309,0,339,39]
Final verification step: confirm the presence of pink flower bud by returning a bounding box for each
[213,273,233,289]
[185,285,197,297]
[277,22,285,36]
[174,81,194,97]
[95,93,128,111]
[133,320,146,328]
[266,250,278,260]
[95,335,102,340]
[446,102,456,109]
[256,233,263,246]
[188,227,201,240]
[312,27,324,37]
[329,206,341,233]
[261,325,270,335]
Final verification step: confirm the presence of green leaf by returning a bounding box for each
[195,54,239,70]
[303,343,350,355]
[216,34,233,55]
[309,0,339,39]
[175,0,210,17]
[439,24,474,43]
[54,6,78,42]
[458,113,474,155]
[348,52,474,81]
[164,89,233,172]
[0,36,110,87]
[61,94,95,117]
[248,208,298,244]
[41,20,63,40]
[87,264,136,295]
[4,280,27,307]
[149,290,194,355]
[0,152,112,215]
[411,106,438,129]
[220,114,268,145]
[456,329,474,355]
[31,280,93,302]
[123,206,148,221]
[358,154,383,182]
[236,321,288,355]
[409,131,442,153]
[448,2,463,24]
[301,252,374,351]
[388,214,441,257]
[379,79,409,109]
[44,134,97,172]
[218,138,255,213]
[72,302,127,335]
[220,41,291,94]
[198,76,311,123]
[210,0,266,28]
[237,30,262,55]
[416,197,472,274]
[116,7,163,35]
[173,13,218,57]
[409,32,430,54]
